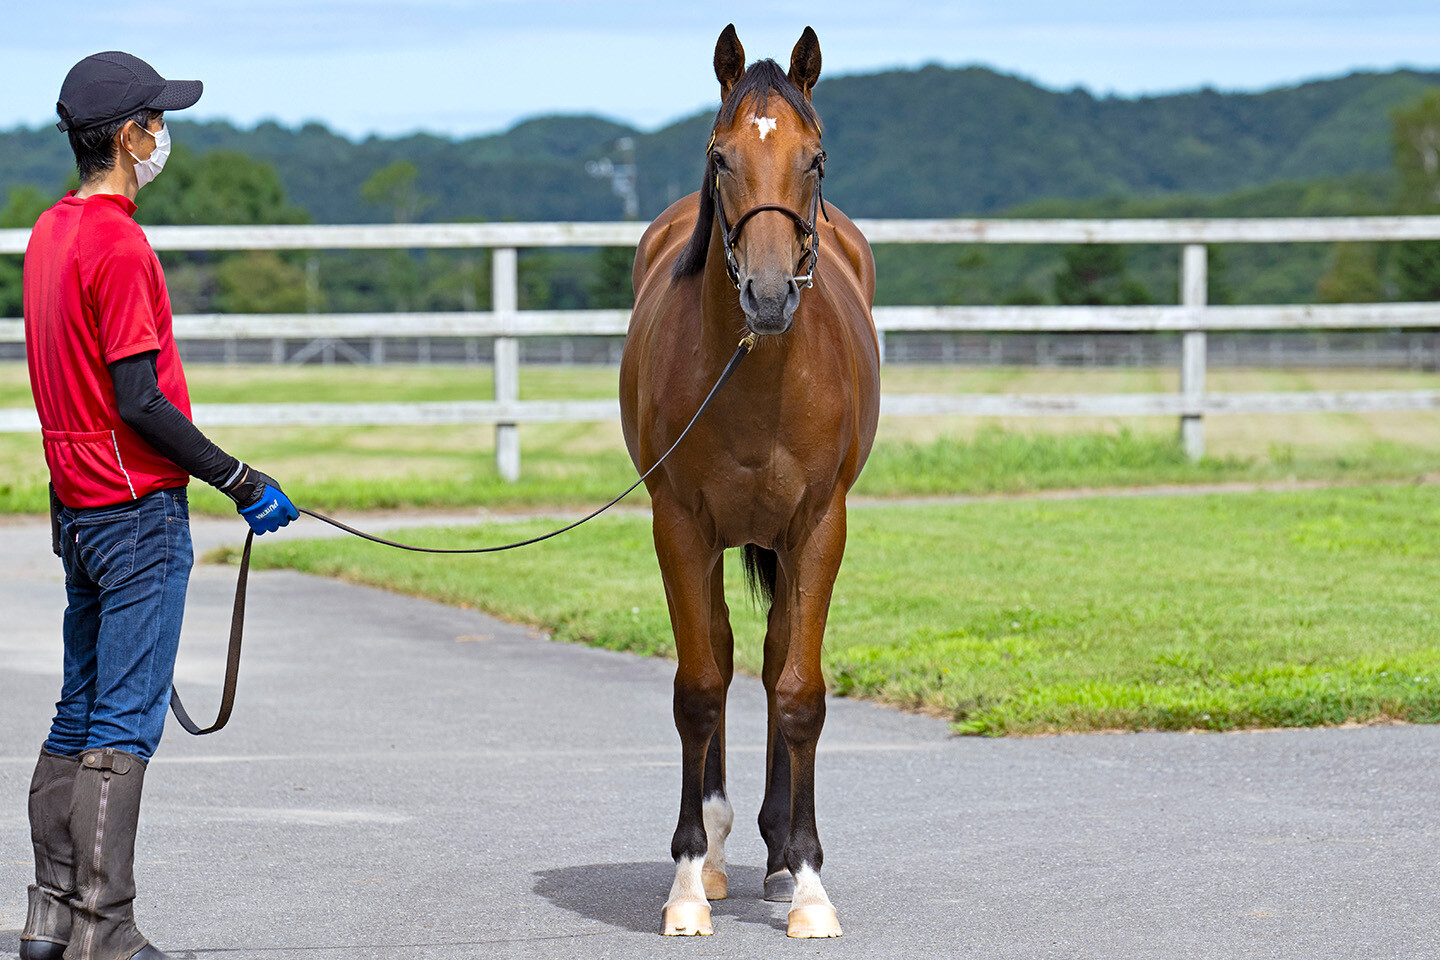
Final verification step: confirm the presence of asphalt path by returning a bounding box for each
[2,514,1438,959]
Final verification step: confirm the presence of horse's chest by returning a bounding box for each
[681,439,837,547]
[644,347,862,547]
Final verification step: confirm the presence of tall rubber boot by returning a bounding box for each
[65,748,169,960]
[21,748,79,960]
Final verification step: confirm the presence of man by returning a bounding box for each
[21,52,299,960]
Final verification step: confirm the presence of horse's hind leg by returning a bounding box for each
[701,562,735,900]
[758,566,795,902]
[652,499,724,936]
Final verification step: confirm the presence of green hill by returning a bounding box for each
[2,65,1438,223]
[872,172,1400,308]
[809,67,1439,216]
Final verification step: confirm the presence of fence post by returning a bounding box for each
[492,247,521,482]
[1180,244,1207,460]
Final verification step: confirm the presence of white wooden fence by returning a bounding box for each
[4,217,1440,479]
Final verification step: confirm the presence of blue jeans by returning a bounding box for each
[46,487,193,761]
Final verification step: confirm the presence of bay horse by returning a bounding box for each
[619,24,880,939]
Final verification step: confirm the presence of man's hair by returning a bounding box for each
[67,108,161,184]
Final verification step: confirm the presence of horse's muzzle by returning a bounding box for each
[739,275,800,335]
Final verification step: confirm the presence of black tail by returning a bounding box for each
[741,545,778,607]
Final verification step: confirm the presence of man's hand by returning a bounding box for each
[223,465,299,535]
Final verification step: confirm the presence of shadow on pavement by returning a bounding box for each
[532,861,785,934]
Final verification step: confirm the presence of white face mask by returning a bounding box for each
[127,122,170,189]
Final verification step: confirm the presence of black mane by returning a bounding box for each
[671,60,822,279]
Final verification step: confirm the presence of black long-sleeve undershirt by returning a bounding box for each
[109,351,242,489]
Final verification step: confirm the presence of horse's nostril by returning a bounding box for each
[743,282,766,319]
[782,279,801,321]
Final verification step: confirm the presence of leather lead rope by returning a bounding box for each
[170,530,251,735]
[169,336,756,735]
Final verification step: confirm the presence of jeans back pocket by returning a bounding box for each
[76,510,141,589]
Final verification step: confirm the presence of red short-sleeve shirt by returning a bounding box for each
[24,192,192,508]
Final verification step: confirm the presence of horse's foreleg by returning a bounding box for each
[758,570,795,902]
[776,498,848,939]
[652,502,723,936]
[701,562,735,901]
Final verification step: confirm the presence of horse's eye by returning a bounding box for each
[712,152,728,171]
[811,152,826,174]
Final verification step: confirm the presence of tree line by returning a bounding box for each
[2,67,1439,317]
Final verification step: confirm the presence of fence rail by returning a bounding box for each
[7,216,1440,255]
[4,217,1440,477]
[4,389,1440,436]
[6,303,1440,344]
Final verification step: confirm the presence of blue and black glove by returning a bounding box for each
[222,464,299,535]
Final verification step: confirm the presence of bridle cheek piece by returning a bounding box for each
[710,144,829,293]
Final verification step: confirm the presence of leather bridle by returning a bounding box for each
[708,133,830,291]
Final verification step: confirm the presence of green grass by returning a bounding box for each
[854,429,1440,495]
[250,484,1440,736]
[0,428,649,514]
[9,424,1440,516]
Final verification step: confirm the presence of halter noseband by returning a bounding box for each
[708,133,830,292]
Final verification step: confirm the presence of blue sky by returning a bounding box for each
[3,1,1439,138]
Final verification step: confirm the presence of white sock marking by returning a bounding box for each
[702,796,733,873]
[665,856,707,908]
[791,865,834,910]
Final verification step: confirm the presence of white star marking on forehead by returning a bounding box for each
[753,116,778,140]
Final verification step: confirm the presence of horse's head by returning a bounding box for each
[673,25,826,337]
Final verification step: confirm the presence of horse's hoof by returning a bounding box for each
[763,869,794,902]
[662,899,713,936]
[702,866,728,900]
[787,904,842,939]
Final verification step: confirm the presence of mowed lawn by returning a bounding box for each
[4,362,1440,513]
[250,484,1440,737]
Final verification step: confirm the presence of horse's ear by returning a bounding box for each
[788,26,822,100]
[714,23,746,100]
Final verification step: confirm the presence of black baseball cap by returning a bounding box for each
[55,51,202,132]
